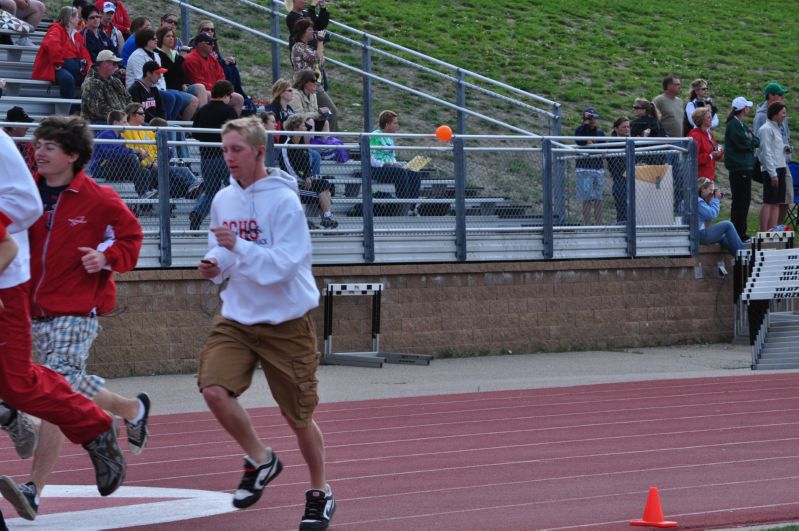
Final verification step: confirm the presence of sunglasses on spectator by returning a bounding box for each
[164,18,177,24]
[632,106,644,110]
[88,15,101,19]
[201,27,214,32]
[134,111,145,115]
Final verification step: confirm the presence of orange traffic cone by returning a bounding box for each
[630,487,678,527]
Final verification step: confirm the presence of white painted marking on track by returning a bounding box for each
[4,485,235,530]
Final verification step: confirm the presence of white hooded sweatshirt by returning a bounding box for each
[204,167,319,325]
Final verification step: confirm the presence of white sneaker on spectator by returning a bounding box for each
[717,261,728,277]
[16,36,34,47]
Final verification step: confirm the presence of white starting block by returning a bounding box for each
[321,283,432,368]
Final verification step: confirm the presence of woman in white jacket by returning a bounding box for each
[757,102,789,231]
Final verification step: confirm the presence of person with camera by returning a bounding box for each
[291,18,338,131]
[32,6,92,100]
[683,79,719,135]
[757,102,790,232]
[286,0,329,50]
[688,107,723,181]
[723,97,759,241]
[697,178,745,276]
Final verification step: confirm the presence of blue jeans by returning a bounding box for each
[371,165,421,198]
[699,220,745,256]
[55,58,84,99]
[159,89,178,121]
[191,156,228,222]
[168,166,199,198]
[164,89,193,120]
[309,149,321,177]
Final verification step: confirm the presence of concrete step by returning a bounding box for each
[763,334,799,344]
[758,349,799,359]
[754,361,799,370]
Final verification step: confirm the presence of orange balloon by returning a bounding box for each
[435,125,453,142]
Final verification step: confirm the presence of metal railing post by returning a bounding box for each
[270,0,281,83]
[551,103,561,136]
[687,141,699,253]
[362,35,372,133]
[266,132,276,167]
[453,136,466,261]
[625,138,637,257]
[542,139,554,259]
[456,69,466,135]
[359,135,375,262]
[156,129,172,267]
[180,0,190,45]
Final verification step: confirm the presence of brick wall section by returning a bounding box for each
[89,249,734,377]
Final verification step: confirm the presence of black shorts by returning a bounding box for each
[298,178,333,204]
[762,167,787,205]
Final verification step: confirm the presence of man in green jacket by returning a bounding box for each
[724,96,760,241]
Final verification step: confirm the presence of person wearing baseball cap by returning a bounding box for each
[93,0,130,36]
[574,106,606,225]
[2,107,35,174]
[80,47,131,124]
[753,82,792,225]
[183,32,244,116]
[724,96,759,241]
[127,60,167,122]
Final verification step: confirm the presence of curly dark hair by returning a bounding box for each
[33,116,93,174]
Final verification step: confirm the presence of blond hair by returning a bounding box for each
[221,116,266,150]
[691,107,712,128]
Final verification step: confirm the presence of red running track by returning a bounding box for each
[3,373,799,529]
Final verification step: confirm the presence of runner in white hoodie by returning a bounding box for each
[196,116,335,530]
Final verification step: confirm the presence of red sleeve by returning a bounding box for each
[100,190,143,273]
[114,2,130,33]
[41,25,67,67]
[0,211,10,239]
[182,53,211,90]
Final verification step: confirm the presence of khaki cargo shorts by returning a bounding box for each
[197,313,319,427]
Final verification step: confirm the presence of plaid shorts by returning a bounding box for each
[32,316,105,399]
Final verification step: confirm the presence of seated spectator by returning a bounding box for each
[156,25,207,108]
[88,109,158,202]
[149,116,203,198]
[189,21,250,110]
[122,109,202,199]
[32,6,92,100]
[81,4,116,62]
[93,0,129,36]
[0,0,45,46]
[574,107,606,225]
[290,17,337,130]
[280,114,337,228]
[159,12,184,50]
[183,32,243,116]
[688,107,723,181]
[369,110,422,211]
[290,69,331,132]
[189,80,238,230]
[127,60,166,122]
[697,177,745,262]
[81,49,131,125]
[120,15,149,66]
[683,78,719,135]
[263,78,295,134]
[3,106,36,174]
[127,28,198,121]
[99,1,124,56]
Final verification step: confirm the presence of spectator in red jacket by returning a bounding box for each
[688,106,724,181]
[182,32,243,115]
[32,6,92,99]
[93,0,130,36]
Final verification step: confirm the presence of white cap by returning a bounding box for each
[103,1,116,13]
[731,96,753,111]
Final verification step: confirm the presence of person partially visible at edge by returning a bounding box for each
[196,115,336,530]
[757,102,789,232]
[723,96,759,241]
[653,74,684,138]
[688,106,723,181]
[80,49,131,125]
[189,80,239,230]
[753,83,793,227]
[683,78,719,135]
[0,115,149,522]
[3,106,36,175]
[32,6,92,100]
[0,125,127,514]
[574,107,606,225]
[608,116,630,224]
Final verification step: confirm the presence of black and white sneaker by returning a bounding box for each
[124,393,151,455]
[0,478,39,521]
[300,487,336,530]
[232,452,283,509]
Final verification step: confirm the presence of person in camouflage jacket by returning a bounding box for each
[80,50,131,124]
